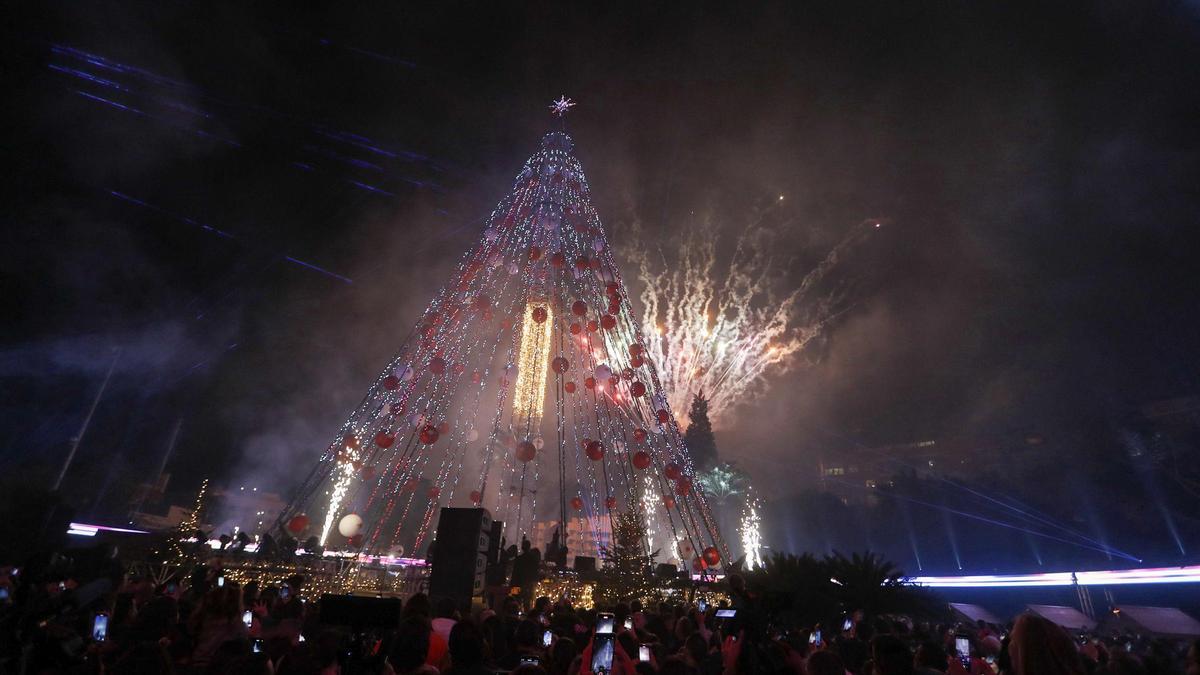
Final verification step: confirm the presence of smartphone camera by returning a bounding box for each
[624,617,633,630]
[243,610,253,628]
[217,576,225,588]
[955,635,971,668]
[92,614,109,642]
[596,612,615,634]
[543,629,553,647]
[639,644,651,662]
[591,633,615,674]
[252,638,264,653]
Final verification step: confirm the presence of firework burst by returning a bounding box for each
[627,216,879,428]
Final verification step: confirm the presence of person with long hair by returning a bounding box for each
[188,585,247,669]
[1006,614,1085,675]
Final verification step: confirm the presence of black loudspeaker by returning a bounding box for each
[574,555,596,572]
[655,563,679,578]
[487,519,503,564]
[429,508,492,606]
[319,595,402,628]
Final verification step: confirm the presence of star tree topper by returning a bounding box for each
[549,95,577,117]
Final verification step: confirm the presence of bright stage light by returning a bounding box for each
[910,565,1200,588]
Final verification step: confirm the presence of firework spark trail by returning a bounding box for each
[631,218,876,428]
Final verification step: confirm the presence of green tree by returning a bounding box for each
[596,511,659,605]
[683,391,718,470]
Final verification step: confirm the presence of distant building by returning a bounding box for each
[531,516,612,568]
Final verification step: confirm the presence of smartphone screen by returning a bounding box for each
[92,614,109,641]
[698,599,707,612]
[591,633,615,674]
[809,630,821,645]
[955,636,970,667]
[624,617,633,630]
[596,612,615,634]
[165,582,177,595]
[639,644,651,662]
[715,609,736,618]
[0,588,9,601]
[279,585,290,600]
[543,630,553,647]
[252,638,264,653]
[242,610,253,627]
[217,576,225,588]
[843,617,853,631]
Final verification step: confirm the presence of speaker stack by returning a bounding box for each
[428,507,492,607]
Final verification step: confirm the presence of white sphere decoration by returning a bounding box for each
[484,228,498,242]
[507,263,520,275]
[396,365,414,381]
[409,412,426,428]
[533,437,545,450]
[592,239,605,253]
[465,428,480,443]
[338,513,364,538]
[595,365,613,381]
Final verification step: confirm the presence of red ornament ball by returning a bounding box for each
[419,424,440,444]
[664,463,682,480]
[551,252,566,268]
[606,282,620,296]
[663,495,677,509]
[571,300,588,316]
[605,496,617,509]
[374,431,395,448]
[586,440,604,461]
[429,357,446,375]
[552,356,570,374]
[383,375,400,390]
[675,478,693,496]
[630,354,645,368]
[600,314,617,330]
[564,381,577,393]
[437,421,450,435]
[470,490,482,504]
[584,377,596,390]
[703,546,721,567]
[570,496,584,510]
[629,343,644,356]
[575,256,590,271]
[569,323,582,335]
[516,441,537,462]
[630,381,647,397]
[657,409,671,424]
[528,245,542,261]
[633,428,648,443]
[632,451,652,470]
[286,515,309,535]
[586,319,599,332]
[532,306,548,323]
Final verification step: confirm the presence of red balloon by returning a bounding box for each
[470,490,482,504]
[383,375,400,390]
[608,299,621,314]
[571,496,584,510]
[427,486,441,499]
[552,356,570,374]
[551,252,566,268]
[675,478,693,496]
[437,421,450,434]
[600,314,617,330]
[419,424,440,444]
[703,546,721,567]
[517,441,537,462]
[664,463,682,480]
[532,306,548,323]
[569,323,582,335]
[374,431,395,448]
[632,451,651,470]
[585,377,596,389]
[286,515,309,535]
[629,343,644,356]
[663,495,676,509]
[564,381,577,393]
[633,428,648,443]
[657,409,671,424]
[529,245,542,261]
[586,319,599,332]
[586,440,604,461]
[630,381,647,397]
[605,496,617,509]
[574,256,590,271]
[429,357,446,374]
[630,354,645,368]
[571,300,588,316]
[606,282,620,296]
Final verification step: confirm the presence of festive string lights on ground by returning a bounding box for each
[274,104,727,567]
[627,219,879,428]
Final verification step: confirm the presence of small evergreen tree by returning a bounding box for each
[683,391,718,470]
[596,511,659,605]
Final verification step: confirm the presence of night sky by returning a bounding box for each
[4,1,1200,550]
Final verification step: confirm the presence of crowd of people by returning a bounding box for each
[2,559,1200,675]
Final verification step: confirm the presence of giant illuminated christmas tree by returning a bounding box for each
[275,99,727,571]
